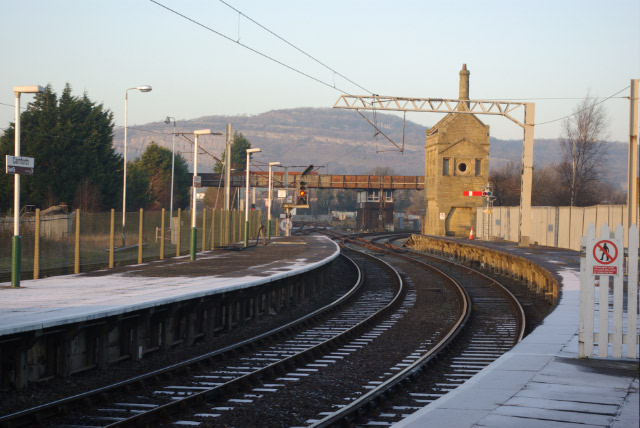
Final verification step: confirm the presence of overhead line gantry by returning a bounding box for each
[333,93,535,247]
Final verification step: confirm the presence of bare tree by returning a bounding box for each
[560,94,608,206]
[489,161,521,206]
[532,165,565,206]
[74,178,103,212]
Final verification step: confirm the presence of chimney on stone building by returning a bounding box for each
[459,63,470,100]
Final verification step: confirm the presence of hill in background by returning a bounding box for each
[117,108,629,189]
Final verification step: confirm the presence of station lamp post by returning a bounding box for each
[267,161,280,239]
[122,85,152,247]
[190,129,213,261]
[10,85,43,288]
[244,148,261,247]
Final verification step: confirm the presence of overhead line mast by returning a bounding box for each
[334,89,536,247]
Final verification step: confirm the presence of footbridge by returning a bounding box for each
[199,172,424,190]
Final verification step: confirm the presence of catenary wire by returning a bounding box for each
[535,86,630,126]
[216,0,373,95]
[149,0,353,95]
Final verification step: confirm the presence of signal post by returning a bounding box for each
[281,165,313,236]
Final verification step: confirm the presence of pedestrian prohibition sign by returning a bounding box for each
[592,239,619,276]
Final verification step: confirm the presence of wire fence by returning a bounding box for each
[0,208,268,282]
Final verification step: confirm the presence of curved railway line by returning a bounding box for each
[305,232,527,427]
[0,230,551,428]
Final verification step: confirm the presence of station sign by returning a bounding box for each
[277,189,287,198]
[5,155,34,175]
[588,238,621,277]
[192,175,201,188]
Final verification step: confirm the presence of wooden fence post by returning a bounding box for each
[210,208,215,250]
[138,208,143,264]
[160,208,165,260]
[202,207,206,252]
[176,208,181,257]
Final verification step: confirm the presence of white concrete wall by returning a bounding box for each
[0,213,73,239]
[479,205,634,250]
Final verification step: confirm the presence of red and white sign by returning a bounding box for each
[463,191,483,196]
[591,239,620,276]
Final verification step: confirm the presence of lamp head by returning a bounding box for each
[137,85,152,92]
[269,161,281,167]
[246,148,261,154]
[164,116,171,125]
[14,85,44,94]
[194,129,212,136]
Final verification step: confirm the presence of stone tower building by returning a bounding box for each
[423,64,489,236]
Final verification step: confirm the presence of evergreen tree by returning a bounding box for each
[214,132,252,173]
[126,161,152,211]
[128,142,190,210]
[0,84,120,212]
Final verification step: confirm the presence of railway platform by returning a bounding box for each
[0,235,339,388]
[396,238,639,428]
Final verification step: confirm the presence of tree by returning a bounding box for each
[126,161,152,210]
[0,84,121,212]
[127,143,190,210]
[74,178,103,212]
[532,165,565,206]
[203,187,225,210]
[489,161,522,206]
[559,94,609,206]
[214,132,252,173]
[368,166,394,176]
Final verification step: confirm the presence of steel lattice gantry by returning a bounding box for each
[333,94,535,247]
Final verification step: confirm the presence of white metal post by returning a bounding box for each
[13,92,20,239]
[267,161,280,239]
[122,86,151,247]
[224,123,231,211]
[244,148,261,247]
[12,91,21,288]
[629,79,638,229]
[190,129,212,260]
[11,85,43,288]
[519,102,535,246]
[245,152,250,247]
[169,118,176,220]
[122,90,128,247]
[192,134,199,232]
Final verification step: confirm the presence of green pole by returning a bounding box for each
[244,220,249,247]
[190,227,197,260]
[267,218,271,240]
[11,236,21,288]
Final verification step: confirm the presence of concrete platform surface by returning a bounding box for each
[395,239,639,428]
[0,235,339,337]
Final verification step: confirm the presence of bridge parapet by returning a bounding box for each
[405,234,558,304]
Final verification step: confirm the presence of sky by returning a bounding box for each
[1,0,639,145]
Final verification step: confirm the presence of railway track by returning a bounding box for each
[301,231,527,427]
[1,248,414,428]
[2,231,534,428]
